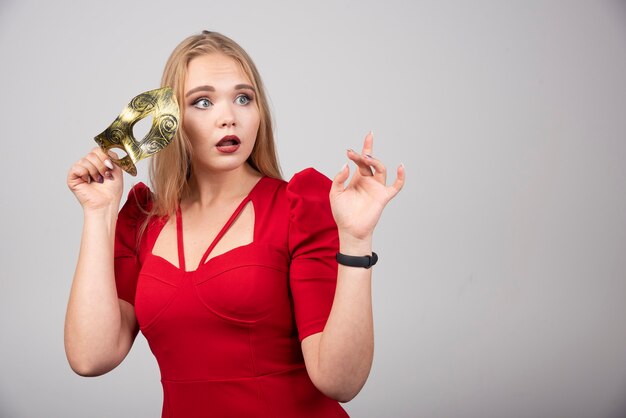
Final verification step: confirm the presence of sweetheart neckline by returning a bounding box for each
[148,241,258,273]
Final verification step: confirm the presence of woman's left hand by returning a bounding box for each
[329,131,405,243]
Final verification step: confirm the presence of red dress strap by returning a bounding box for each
[175,206,186,271]
[198,196,252,266]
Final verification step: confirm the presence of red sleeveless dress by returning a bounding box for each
[113,168,349,418]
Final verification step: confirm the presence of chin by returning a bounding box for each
[196,157,251,174]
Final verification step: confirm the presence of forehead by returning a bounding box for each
[185,53,251,88]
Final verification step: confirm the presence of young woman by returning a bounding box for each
[65,31,404,417]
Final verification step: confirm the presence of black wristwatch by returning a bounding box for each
[336,252,378,269]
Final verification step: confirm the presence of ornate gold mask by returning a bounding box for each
[94,87,180,176]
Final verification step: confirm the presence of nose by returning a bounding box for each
[216,103,236,128]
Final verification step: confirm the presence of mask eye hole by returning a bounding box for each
[107,146,129,162]
[132,115,155,142]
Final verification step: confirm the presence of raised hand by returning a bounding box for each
[67,147,124,212]
[329,132,405,242]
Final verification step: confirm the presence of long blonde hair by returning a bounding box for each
[144,31,281,225]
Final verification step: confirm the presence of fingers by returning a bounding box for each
[347,148,391,183]
[347,149,374,177]
[343,131,405,199]
[68,147,117,186]
[331,163,350,196]
[361,131,374,156]
[388,163,406,199]
[107,149,119,161]
[68,162,93,185]
[363,154,387,183]
[349,131,378,178]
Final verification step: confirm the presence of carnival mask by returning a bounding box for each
[94,87,179,176]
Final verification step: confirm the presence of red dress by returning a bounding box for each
[114,168,350,418]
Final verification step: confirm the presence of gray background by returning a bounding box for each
[1,0,625,417]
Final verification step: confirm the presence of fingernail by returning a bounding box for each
[104,159,114,170]
[347,148,355,153]
[365,154,373,159]
[104,171,113,179]
[369,130,374,137]
[400,162,405,169]
[97,175,104,184]
[87,176,91,184]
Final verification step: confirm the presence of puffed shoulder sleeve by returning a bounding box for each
[287,168,339,341]
[114,182,151,306]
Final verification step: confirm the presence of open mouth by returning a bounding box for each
[216,135,241,153]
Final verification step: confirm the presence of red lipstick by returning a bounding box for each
[216,135,241,153]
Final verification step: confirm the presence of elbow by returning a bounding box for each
[302,332,374,403]
[64,342,101,377]
[67,357,107,377]
[64,333,123,377]
[318,382,364,403]
[71,366,101,378]
[309,373,367,403]
[329,389,360,404]
[64,343,115,377]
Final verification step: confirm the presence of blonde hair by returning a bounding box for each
[143,31,281,228]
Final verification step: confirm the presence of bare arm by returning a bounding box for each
[64,147,137,376]
[302,132,405,402]
[301,238,374,402]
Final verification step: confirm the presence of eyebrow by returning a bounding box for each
[185,84,256,98]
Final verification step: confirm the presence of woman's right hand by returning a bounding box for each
[67,147,124,211]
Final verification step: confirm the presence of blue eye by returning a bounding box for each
[235,94,252,105]
[193,98,212,109]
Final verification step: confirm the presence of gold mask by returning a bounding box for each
[94,87,180,176]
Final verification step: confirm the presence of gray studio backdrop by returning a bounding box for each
[1,1,626,417]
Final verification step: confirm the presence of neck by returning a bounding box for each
[184,163,262,208]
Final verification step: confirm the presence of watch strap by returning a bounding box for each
[336,252,378,269]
